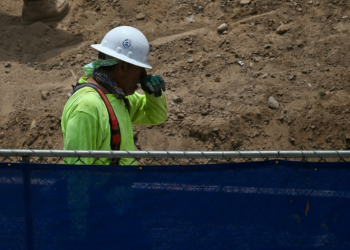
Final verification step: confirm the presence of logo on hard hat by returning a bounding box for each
[123,39,131,48]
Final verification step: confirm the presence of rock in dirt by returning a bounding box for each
[172,95,183,104]
[187,48,194,53]
[0,132,4,140]
[41,91,50,100]
[276,24,291,35]
[30,119,37,130]
[217,23,228,33]
[201,110,209,116]
[4,62,11,68]
[110,21,120,28]
[288,75,296,81]
[240,0,251,5]
[136,13,145,20]
[177,113,185,119]
[268,96,280,110]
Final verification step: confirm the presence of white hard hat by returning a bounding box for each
[91,26,152,69]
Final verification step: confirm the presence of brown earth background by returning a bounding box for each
[0,0,350,153]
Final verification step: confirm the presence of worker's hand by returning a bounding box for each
[141,75,165,97]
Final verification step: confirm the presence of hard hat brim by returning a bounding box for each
[91,44,152,69]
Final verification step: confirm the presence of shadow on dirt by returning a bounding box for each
[0,11,83,64]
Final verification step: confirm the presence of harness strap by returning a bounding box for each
[72,83,121,165]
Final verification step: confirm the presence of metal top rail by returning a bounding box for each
[1,149,350,159]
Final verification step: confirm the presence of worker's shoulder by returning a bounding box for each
[68,86,105,110]
[73,86,102,100]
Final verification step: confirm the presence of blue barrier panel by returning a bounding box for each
[0,161,350,250]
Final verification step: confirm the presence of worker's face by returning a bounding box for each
[118,62,146,96]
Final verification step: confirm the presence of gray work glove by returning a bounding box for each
[141,75,165,97]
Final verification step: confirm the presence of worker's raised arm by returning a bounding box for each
[127,75,168,126]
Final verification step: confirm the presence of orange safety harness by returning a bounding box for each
[72,83,127,165]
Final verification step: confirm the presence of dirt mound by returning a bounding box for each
[1,0,350,151]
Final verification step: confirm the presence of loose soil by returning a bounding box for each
[1,0,350,152]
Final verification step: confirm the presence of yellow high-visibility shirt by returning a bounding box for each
[61,78,167,165]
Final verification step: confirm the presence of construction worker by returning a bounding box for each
[22,0,70,25]
[61,26,168,165]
